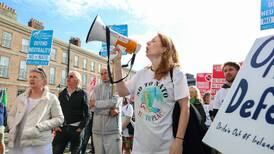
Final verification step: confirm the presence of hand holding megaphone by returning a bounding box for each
[86,15,138,83]
[109,45,124,61]
[86,15,141,57]
[110,46,122,62]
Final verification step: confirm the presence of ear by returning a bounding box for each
[160,47,167,55]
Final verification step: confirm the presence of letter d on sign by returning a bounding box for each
[225,79,248,113]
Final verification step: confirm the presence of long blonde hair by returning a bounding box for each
[154,33,180,80]
[189,86,203,103]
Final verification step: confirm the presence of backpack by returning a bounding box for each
[170,69,211,154]
[127,122,134,135]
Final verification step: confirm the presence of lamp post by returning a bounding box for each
[56,84,61,94]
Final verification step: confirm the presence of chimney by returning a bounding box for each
[28,18,44,30]
[0,2,17,20]
[69,37,81,47]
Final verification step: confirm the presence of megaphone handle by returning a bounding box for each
[110,52,118,61]
[110,44,125,61]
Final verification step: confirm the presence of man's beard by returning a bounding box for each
[227,77,235,83]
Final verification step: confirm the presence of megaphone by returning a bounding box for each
[86,15,141,59]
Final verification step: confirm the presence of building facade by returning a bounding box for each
[0,3,135,110]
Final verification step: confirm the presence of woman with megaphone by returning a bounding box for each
[113,33,190,154]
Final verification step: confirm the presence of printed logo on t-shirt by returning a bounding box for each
[136,81,168,122]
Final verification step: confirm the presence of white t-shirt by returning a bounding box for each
[203,104,212,127]
[122,103,134,137]
[212,87,230,110]
[126,67,189,154]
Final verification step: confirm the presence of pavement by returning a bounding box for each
[4,132,93,154]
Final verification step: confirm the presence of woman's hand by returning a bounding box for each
[111,46,122,64]
[169,138,183,154]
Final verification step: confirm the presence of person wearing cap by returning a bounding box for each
[8,68,64,154]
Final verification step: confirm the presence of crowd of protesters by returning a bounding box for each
[1,33,241,154]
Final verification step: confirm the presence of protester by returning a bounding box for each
[189,86,207,125]
[90,68,122,154]
[202,92,213,127]
[211,62,240,154]
[53,71,89,154]
[0,89,7,154]
[121,97,134,154]
[212,62,240,118]
[113,33,190,154]
[8,68,64,154]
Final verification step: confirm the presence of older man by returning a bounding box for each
[90,68,122,154]
[53,71,89,154]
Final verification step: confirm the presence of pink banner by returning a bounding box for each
[211,64,226,99]
[196,73,212,97]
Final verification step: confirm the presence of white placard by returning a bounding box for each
[203,35,274,154]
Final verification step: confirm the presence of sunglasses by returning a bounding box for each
[31,68,47,79]
[67,75,74,79]
[100,72,108,75]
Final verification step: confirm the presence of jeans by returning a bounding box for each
[52,125,83,154]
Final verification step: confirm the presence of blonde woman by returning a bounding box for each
[189,86,207,126]
[8,68,64,154]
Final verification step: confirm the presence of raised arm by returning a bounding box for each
[113,47,130,97]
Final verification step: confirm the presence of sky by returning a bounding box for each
[2,0,274,75]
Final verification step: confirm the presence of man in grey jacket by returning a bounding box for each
[90,68,122,154]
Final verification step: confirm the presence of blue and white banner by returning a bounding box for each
[27,30,53,66]
[203,35,274,154]
[261,0,274,30]
[100,24,128,57]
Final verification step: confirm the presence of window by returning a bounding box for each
[61,70,67,85]
[91,61,95,72]
[2,32,12,48]
[49,67,55,84]
[98,64,102,73]
[51,48,57,61]
[19,60,27,80]
[21,38,29,53]
[62,51,68,64]
[0,56,9,78]
[74,56,79,67]
[82,73,87,87]
[83,59,87,70]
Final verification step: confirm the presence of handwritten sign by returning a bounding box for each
[203,35,274,154]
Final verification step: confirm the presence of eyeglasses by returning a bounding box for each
[100,72,108,75]
[67,75,74,79]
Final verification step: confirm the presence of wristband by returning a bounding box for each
[176,137,184,141]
